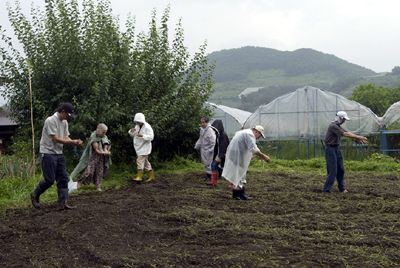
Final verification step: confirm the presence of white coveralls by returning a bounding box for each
[128,113,154,172]
[128,121,154,156]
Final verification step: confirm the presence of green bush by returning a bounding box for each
[9,138,34,158]
[1,1,214,162]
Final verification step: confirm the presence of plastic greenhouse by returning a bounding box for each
[380,101,400,128]
[206,102,251,137]
[243,86,381,140]
[378,101,400,155]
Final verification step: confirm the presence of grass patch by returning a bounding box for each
[156,155,203,174]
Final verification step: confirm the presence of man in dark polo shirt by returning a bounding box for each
[323,111,368,193]
[31,102,83,210]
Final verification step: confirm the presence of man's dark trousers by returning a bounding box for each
[323,145,345,192]
[33,154,69,202]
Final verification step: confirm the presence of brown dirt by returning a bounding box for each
[1,171,399,267]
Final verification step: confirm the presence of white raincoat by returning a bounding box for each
[222,129,260,187]
[194,124,216,174]
[128,113,154,156]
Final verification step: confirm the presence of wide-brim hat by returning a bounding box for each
[253,125,265,138]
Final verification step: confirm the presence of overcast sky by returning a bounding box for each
[1,0,399,76]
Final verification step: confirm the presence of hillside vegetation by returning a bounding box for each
[208,46,400,111]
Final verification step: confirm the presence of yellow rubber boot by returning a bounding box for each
[146,170,155,182]
[133,170,144,182]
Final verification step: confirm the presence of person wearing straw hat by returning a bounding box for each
[323,111,368,193]
[222,125,270,200]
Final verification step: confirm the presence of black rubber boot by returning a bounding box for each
[30,192,41,209]
[30,184,47,209]
[232,189,242,200]
[57,200,76,210]
[57,189,76,210]
[239,188,253,200]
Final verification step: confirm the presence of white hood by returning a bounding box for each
[134,113,146,124]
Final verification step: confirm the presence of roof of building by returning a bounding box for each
[0,111,17,126]
[238,87,264,99]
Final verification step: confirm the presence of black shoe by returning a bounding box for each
[30,192,41,209]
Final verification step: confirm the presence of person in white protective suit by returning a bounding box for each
[194,116,217,180]
[222,125,270,200]
[128,113,155,183]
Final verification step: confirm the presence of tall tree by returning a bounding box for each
[351,84,400,116]
[0,0,214,161]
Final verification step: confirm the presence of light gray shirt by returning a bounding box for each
[39,112,70,154]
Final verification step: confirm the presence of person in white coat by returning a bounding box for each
[128,113,155,182]
[194,116,217,179]
[222,125,270,200]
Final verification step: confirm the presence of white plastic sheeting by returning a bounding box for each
[206,102,251,137]
[380,101,400,128]
[243,86,380,140]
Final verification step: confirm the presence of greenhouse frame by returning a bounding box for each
[243,86,381,140]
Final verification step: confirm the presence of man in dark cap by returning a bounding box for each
[31,102,83,210]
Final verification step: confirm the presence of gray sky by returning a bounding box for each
[1,0,399,75]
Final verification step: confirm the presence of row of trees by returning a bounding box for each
[0,0,214,161]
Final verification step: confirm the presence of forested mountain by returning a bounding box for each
[210,46,375,82]
[207,46,397,111]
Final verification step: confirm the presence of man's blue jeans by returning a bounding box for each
[211,160,219,172]
[323,146,345,192]
[33,154,69,202]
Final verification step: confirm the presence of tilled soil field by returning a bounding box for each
[1,171,399,267]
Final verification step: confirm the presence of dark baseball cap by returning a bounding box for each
[59,102,74,116]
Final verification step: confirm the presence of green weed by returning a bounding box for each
[0,155,36,180]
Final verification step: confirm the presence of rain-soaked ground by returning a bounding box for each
[1,171,399,267]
